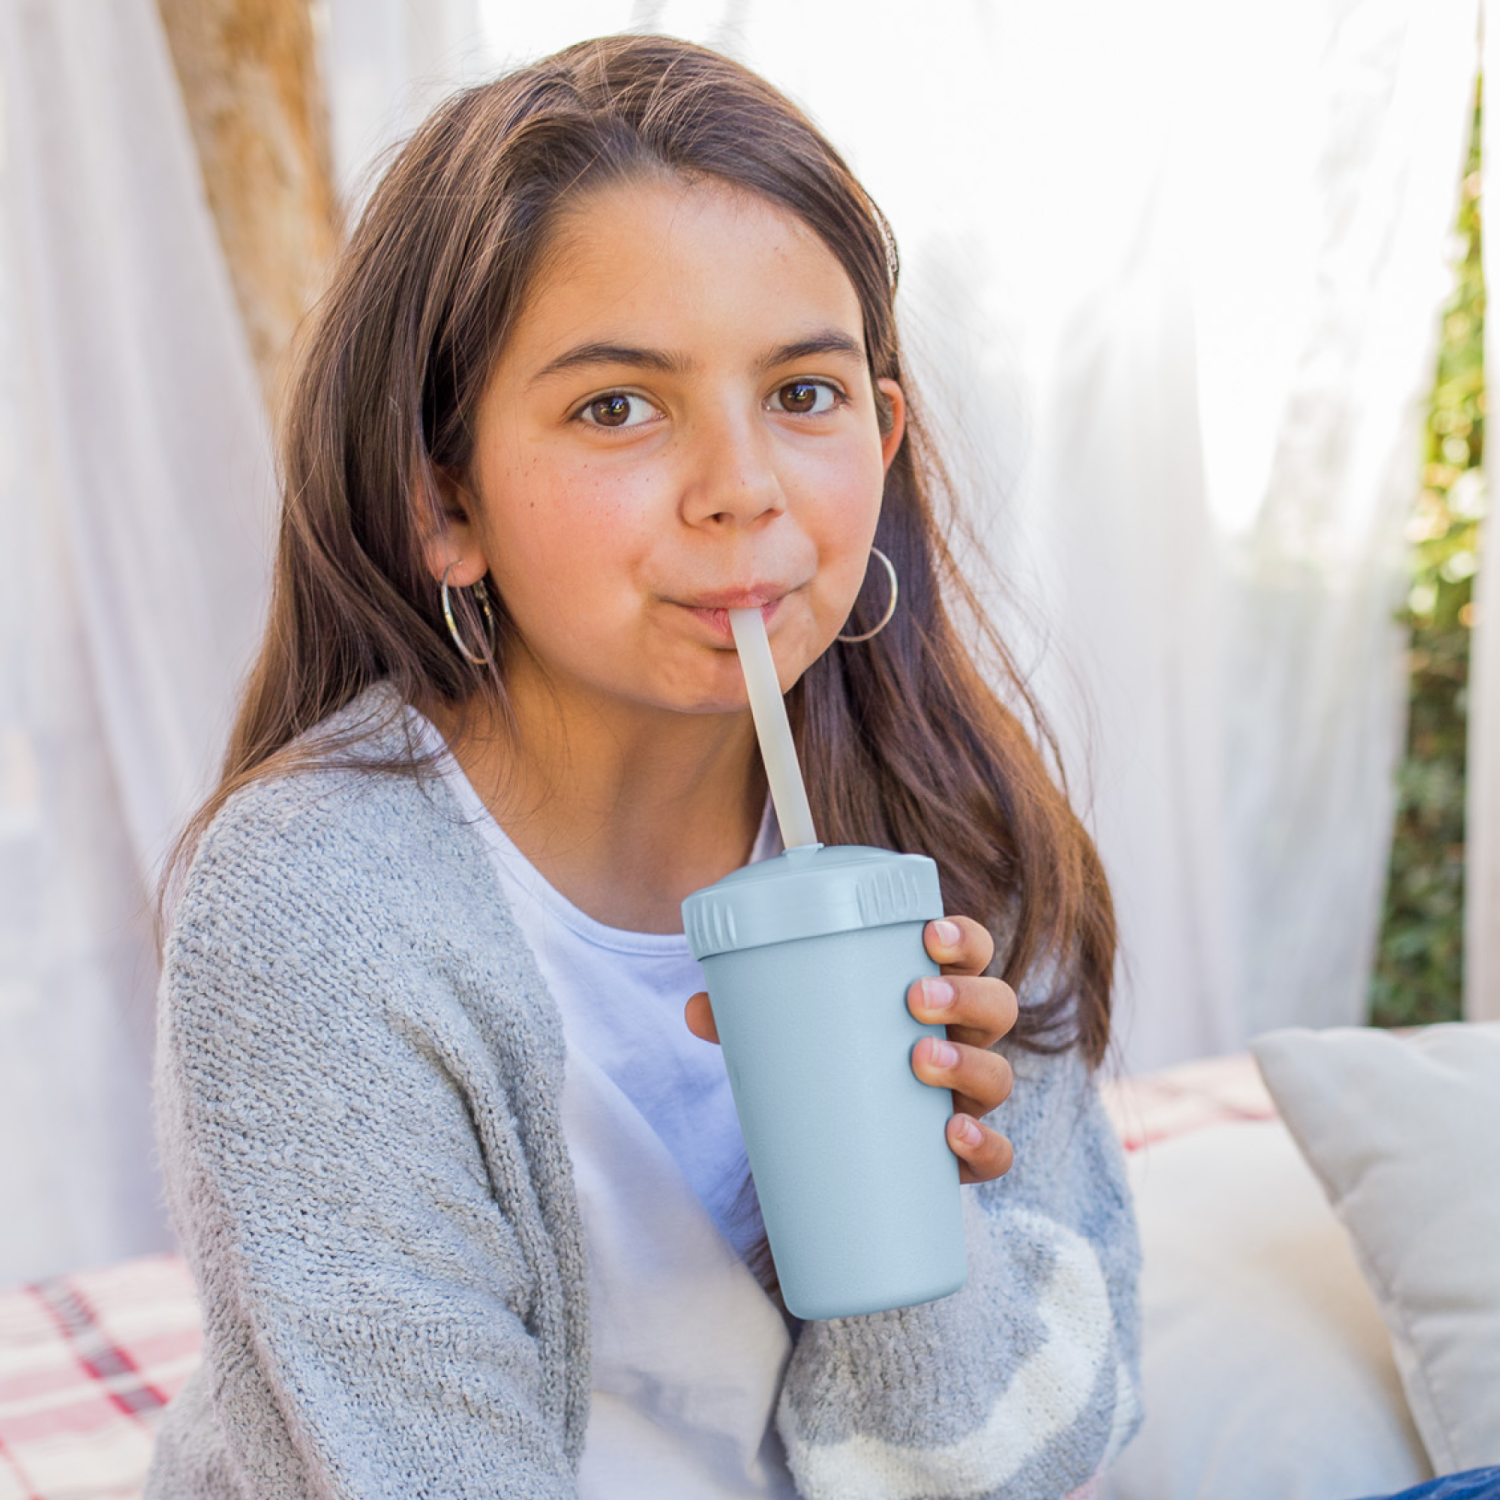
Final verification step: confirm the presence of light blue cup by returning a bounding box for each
[682,842,967,1320]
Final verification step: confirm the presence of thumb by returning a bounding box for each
[685,990,720,1045]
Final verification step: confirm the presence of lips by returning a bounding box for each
[677,584,793,610]
[673,583,795,640]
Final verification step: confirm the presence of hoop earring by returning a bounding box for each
[441,563,498,666]
[836,546,899,643]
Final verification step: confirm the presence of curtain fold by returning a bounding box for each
[1214,0,1480,1045]
[1026,169,1241,1068]
[322,0,483,210]
[0,0,275,1283]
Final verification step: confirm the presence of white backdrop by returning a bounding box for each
[0,0,1485,1281]
[0,0,275,1282]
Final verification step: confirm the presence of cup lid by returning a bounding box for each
[681,843,944,959]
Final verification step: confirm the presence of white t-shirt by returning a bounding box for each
[414,713,800,1499]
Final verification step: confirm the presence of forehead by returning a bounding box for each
[501,174,867,370]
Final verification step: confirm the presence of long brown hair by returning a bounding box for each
[172,33,1116,1287]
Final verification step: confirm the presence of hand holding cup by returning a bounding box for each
[686,912,1017,1187]
[906,916,1017,1184]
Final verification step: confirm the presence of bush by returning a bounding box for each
[1370,75,1485,1029]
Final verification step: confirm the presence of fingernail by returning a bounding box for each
[928,1039,959,1069]
[922,977,955,1011]
[933,919,961,948]
[954,1116,982,1146]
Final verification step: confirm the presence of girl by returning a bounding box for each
[147,34,1140,1500]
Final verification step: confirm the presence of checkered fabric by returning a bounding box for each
[0,1052,1270,1498]
[0,1255,198,1499]
[1099,1049,1278,1151]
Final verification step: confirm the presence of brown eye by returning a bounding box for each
[589,394,633,426]
[773,380,837,415]
[578,392,655,429]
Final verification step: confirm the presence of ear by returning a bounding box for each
[418,466,489,588]
[876,378,907,473]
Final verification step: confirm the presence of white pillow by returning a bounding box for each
[1251,1022,1500,1475]
[1101,1117,1431,1500]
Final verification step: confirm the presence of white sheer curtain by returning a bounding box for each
[321,0,485,209]
[0,0,274,1283]
[1197,0,1479,1049]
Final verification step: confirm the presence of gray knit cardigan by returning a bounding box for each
[146,687,1142,1499]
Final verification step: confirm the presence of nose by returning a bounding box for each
[678,404,785,530]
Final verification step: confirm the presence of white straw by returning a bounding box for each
[729,607,819,850]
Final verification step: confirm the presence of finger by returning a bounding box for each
[924,916,996,976]
[948,1116,1014,1186]
[907,973,1019,1049]
[684,991,720,1045]
[911,1036,1015,1118]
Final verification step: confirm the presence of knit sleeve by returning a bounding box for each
[145,775,588,1500]
[774,1039,1143,1500]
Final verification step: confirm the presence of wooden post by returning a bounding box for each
[156,0,341,413]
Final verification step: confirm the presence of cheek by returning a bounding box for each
[800,442,888,589]
[478,456,657,630]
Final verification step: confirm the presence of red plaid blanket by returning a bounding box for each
[0,1052,1275,1498]
[1099,1048,1277,1150]
[0,1256,198,1499]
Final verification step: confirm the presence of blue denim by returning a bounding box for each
[1352,1469,1500,1500]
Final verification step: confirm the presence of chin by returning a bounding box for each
[654,664,758,718]
[670,687,757,717]
[633,633,814,716]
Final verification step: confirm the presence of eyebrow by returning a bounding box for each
[761,331,866,370]
[527,328,867,387]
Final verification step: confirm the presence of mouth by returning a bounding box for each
[671,584,795,641]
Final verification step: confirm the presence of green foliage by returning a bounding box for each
[1370,74,1486,1028]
